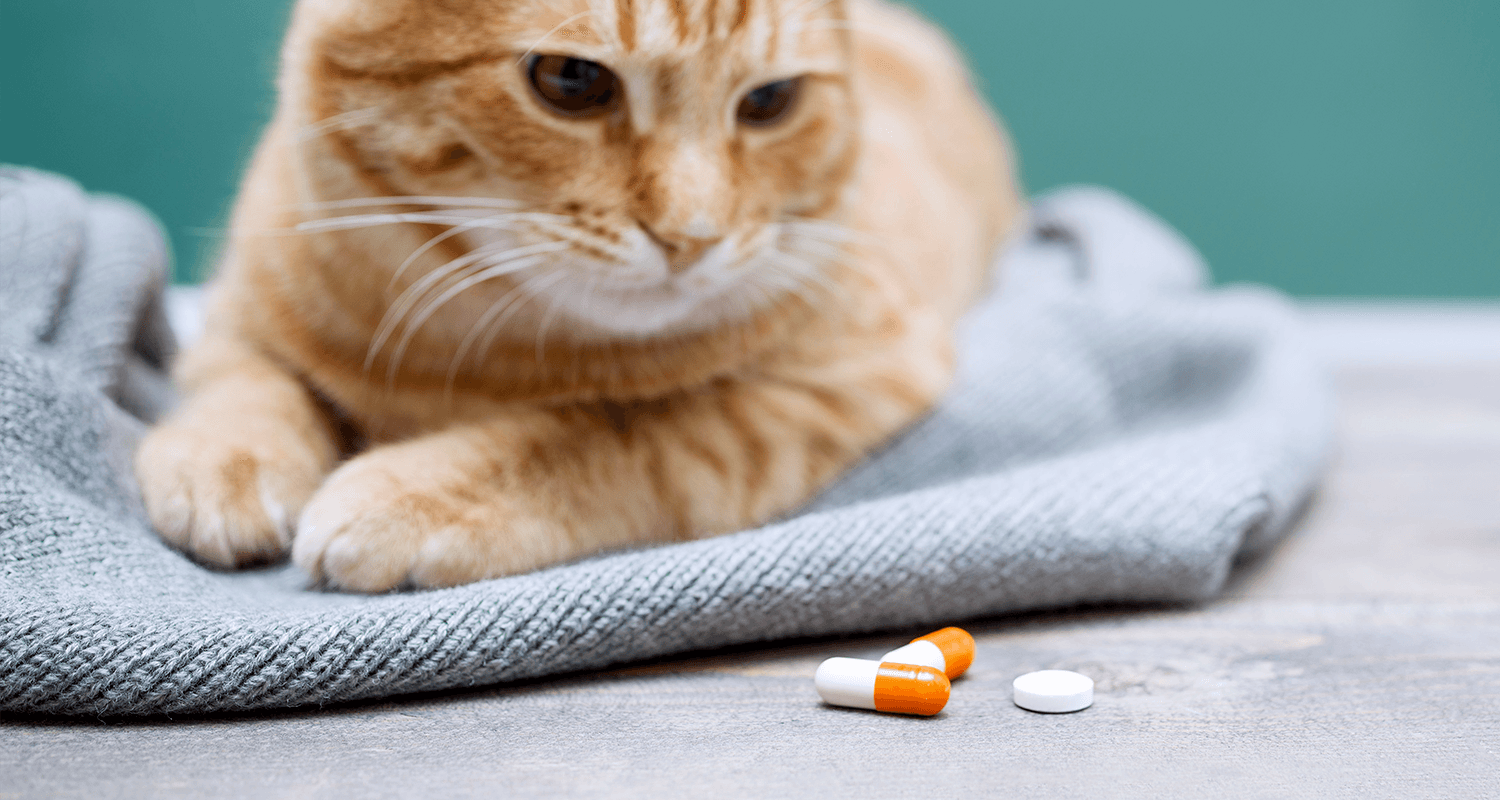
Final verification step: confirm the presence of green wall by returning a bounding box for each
[3,1,1497,295]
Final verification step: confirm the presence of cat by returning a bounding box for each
[134,0,1022,591]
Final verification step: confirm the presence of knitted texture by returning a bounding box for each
[0,167,1332,716]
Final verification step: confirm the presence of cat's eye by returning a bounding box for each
[737,78,802,126]
[527,55,619,117]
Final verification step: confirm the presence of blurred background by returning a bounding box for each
[3,0,1496,295]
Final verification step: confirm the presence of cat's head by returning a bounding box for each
[286,0,860,338]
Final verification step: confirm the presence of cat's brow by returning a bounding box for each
[321,49,514,86]
[517,10,606,65]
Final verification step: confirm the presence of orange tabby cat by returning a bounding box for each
[135,0,1022,591]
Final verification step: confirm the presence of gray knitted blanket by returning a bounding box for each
[0,167,1332,716]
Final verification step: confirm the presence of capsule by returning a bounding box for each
[880,626,975,680]
[815,657,951,716]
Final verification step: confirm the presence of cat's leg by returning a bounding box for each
[293,329,953,591]
[135,335,341,567]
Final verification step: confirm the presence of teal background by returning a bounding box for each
[3,1,1497,295]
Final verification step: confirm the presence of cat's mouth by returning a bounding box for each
[531,281,734,338]
[582,230,757,296]
[526,253,783,338]
[463,221,822,338]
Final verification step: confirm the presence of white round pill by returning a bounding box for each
[1012,670,1094,713]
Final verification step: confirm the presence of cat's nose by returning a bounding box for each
[640,223,721,275]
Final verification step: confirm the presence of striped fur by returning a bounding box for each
[134,0,1022,590]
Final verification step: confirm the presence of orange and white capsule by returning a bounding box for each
[814,657,951,716]
[880,627,975,680]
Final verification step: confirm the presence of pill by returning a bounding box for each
[881,626,976,679]
[815,657,951,716]
[1012,669,1094,713]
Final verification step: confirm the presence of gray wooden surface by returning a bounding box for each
[4,306,1499,799]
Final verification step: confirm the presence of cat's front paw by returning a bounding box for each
[292,447,573,591]
[135,419,326,568]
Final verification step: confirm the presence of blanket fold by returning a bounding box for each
[0,167,1332,715]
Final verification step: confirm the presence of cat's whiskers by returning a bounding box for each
[287,197,569,376]
[387,253,561,390]
[762,246,855,312]
[778,217,874,264]
[368,240,568,377]
[297,107,381,142]
[371,248,493,380]
[383,242,572,386]
[293,195,530,211]
[777,220,887,294]
[533,276,575,365]
[780,235,859,277]
[438,264,567,399]
[294,211,562,234]
[567,275,604,387]
[386,215,526,293]
[304,210,568,370]
[370,239,547,367]
[286,197,560,295]
[467,268,575,387]
[443,266,558,401]
[385,207,631,394]
[743,272,796,316]
[723,290,759,355]
[760,260,825,306]
[779,215,873,245]
[774,248,842,292]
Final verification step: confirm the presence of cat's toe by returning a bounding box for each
[292,464,414,591]
[294,456,570,591]
[135,424,319,568]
